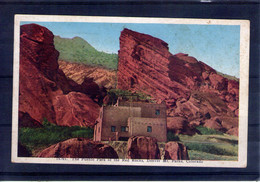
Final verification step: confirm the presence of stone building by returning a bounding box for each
[93,100,167,142]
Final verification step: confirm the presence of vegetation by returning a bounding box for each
[19,119,93,155]
[178,133,238,160]
[167,131,180,142]
[196,126,224,135]
[106,88,155,105]
[188,150,238,161]
[54,36,118,70]
[184,142,237,156]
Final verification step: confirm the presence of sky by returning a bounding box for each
[21,21,240,78]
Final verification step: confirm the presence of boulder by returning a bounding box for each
[37,138,118,158]
[189,119,202,127]
[53,92,100,127]
[228,80,239,97]
[226,127,238,136]
[220,116,238,131]
[164,142,189,160]
[167,117,196,135]
[203,117,223,131]
[209,73,228,91]
[235,109,239,117]
[127,136,160,159]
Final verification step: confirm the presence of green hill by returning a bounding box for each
[54,36,118,70]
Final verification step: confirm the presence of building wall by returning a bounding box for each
[93,107,103,141]
[101,106,141,141]
[118,101,166,118]
[128,117,167,142]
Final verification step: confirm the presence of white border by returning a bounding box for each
[12,15,250,168]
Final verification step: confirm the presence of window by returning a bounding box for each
[147,126,152,132]
[121,126,128,132]
[111,126,116,132]
[155,109,160,115]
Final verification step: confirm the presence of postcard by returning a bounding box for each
[12,15,249,167]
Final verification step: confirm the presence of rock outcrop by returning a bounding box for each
[19,24,100,127]
[164,142,189,160]
[117,28,239,135]
[53,92,99,127]
[127,136,160,159]
[226,127,238,136]
[58,60,117,89]
[37,138,118,158]
[167,117,196,135]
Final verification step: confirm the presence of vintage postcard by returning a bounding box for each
[12,15,249,167]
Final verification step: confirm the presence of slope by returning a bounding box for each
[54,36,118,70]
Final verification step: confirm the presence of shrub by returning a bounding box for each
[106,89,154,105]
[19,118,94,153]
[71,128,94,138]
[167,131,180,142]
[196,126,223,135]
[42,117,56,127]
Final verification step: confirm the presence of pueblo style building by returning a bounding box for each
[93,99,167,142]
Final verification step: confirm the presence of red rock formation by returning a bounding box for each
[203,117,223,131]
[127,136,160,159]
[226,127,238,136]
[53,92,99,127]
[167,117,195,135]
[118,29,190,102]
[58,60,117,89]
[19,24,100,127]
[37,138,118,158]
[164,142,189,160]
[117,28,239,134]
[202,116,238,135]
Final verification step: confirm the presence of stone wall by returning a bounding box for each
[128,117,167,142]
[99,106,141,141]
[118,101,167,118]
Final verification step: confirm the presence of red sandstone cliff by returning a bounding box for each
[118,28,239,134]
[58,60,117,89]
[19,24,100,127]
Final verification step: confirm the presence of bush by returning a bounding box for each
[167,131,180,142]
[196,126,223,135]
[42,117,56,127]
[106,89,154,105]
[19,119,94,153]
[71,128,94,138]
